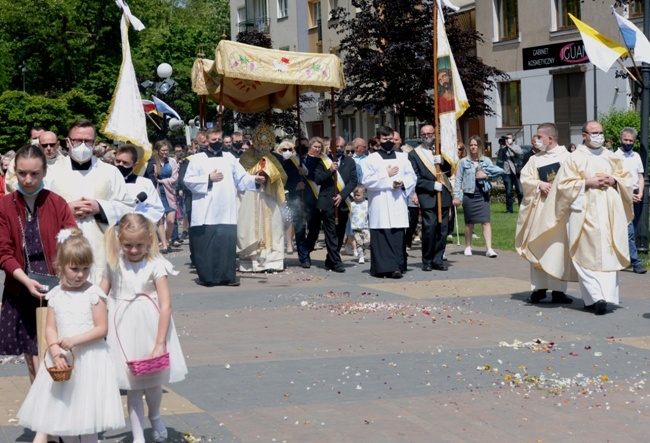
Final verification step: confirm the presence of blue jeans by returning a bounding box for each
[628,222,642,267]
[503,173,523,213]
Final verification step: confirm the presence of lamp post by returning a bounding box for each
[637,0,650,252]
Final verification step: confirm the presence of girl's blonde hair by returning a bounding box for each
[54,228,93,275]
[105,213,159,268]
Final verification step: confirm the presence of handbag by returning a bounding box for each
[13,196,59,292]
[114,292,170,376]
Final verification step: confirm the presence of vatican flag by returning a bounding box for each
[101,3,151,174]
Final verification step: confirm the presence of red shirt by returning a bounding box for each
[0,190,77,293]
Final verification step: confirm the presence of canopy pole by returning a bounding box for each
[433,0,443,223]
[199,96,207,130]
[330,87,339,225]
[296,85,305,210]
[218,78,224,129]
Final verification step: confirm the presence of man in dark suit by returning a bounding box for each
[311,145,358,272]
[408,125,452,271]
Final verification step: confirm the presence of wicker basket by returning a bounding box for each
[43,343,74,382]
[114,293,170,377]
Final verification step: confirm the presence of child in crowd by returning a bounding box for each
[350,184,370,264]
[101,213,187,443]
[18,229,124,443]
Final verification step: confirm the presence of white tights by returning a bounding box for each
[127,386,165,443]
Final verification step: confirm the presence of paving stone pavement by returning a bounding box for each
[2,239,650,442]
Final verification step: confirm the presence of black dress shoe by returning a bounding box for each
[551,291,572,304]
[226,279,241,286]
[594,300,607,315]
[527,289,547,304]
[391,270,403,279]
[332,267,345,273]
[422,264,432,272]
[432,263,448,271]
[300,260,311,269]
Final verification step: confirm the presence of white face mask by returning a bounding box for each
[506,138,513,145]
[423,136,435,147]
[534,139,546,151]
[70,142,93,163]
[589,133,605,149]
[31,138,39,146]
[282,150,293,160]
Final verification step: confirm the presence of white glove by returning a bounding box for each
[434,181,443,192]
[432,155,442,165]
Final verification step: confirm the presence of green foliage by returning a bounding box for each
[599,108,641,148]
[0,90,103,151]
[0,0,230,144]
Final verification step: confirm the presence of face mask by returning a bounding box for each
[423,136,435,147]
[31,139,39,146]
[589,133,604,148]
[199,144,209,152]
[380,141,394,152]
[622,143,634,152]
[70,142,93,163]
[506,138,513,145]
[209,141,222,152]
[336,148,344,158]
[534,139,546,151]
[282,151,293,160]
[116,164,134,178]
[233,142,243,151]
[17,182,44,197]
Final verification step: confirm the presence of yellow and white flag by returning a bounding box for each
[569,13,628,72]
[101,3,151,173]
[435,0,469,169]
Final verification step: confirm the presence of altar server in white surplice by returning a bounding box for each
[46,119,135,283]
[183,129,266,287]
[362,126,416,279]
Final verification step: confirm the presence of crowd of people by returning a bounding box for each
[0,116,646,440]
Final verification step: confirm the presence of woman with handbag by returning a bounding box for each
[100,213,187,443]
[0,145,77,382]
[452,136,504,258]
[145,140,178,254]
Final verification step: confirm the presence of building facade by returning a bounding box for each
[476,1,642,152]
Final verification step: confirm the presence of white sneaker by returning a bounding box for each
[358,256,365,264]
[464,247,472,256]
[443,253,447,261]
[472,233,480,239]
[486,249,498,258]
[446,235,453,242]
[353,248,359,257]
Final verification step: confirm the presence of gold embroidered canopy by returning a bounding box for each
[192,40,346,114]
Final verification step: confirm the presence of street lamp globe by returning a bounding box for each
[157,63,173,79]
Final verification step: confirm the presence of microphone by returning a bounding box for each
[135,191,148,204]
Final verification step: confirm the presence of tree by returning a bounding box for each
[329,0,507,122]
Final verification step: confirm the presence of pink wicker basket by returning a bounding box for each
[114,293,170,377]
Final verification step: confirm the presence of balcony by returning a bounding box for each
[238,16,270,34]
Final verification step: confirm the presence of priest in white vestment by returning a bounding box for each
[45,119,135,283]
[515,123,571,304]
[528,120,633,315]
[236,122,287,272]
[363,126,416,279]
[184,129,265,286]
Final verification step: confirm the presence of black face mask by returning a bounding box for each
[116,164,134,178]
[380,141,394,152]
[336,148,344,158]
[209,141,222,152]
[232,141,243,151]
[199,144,209,152]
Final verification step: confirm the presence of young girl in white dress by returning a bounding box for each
[18,228,125,443]
[101,213,187,443]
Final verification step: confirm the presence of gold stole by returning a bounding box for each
[292,156,319,199]
[239,151,287,204]
[414,146,453,193]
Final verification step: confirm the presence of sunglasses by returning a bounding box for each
[344,150,354,154]
[280,148,293,152]
[41,143,57,148]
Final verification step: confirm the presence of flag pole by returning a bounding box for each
[433,0,443,223]
[617,58,640,83]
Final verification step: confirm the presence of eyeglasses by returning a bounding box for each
[70,138,96,147]
[344,150,354,154]
[280,148,293,152]
[586,132,604,136]
[40,143,57,148]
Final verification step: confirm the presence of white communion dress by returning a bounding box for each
[18,284,125,436]
[104,255,188,390]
